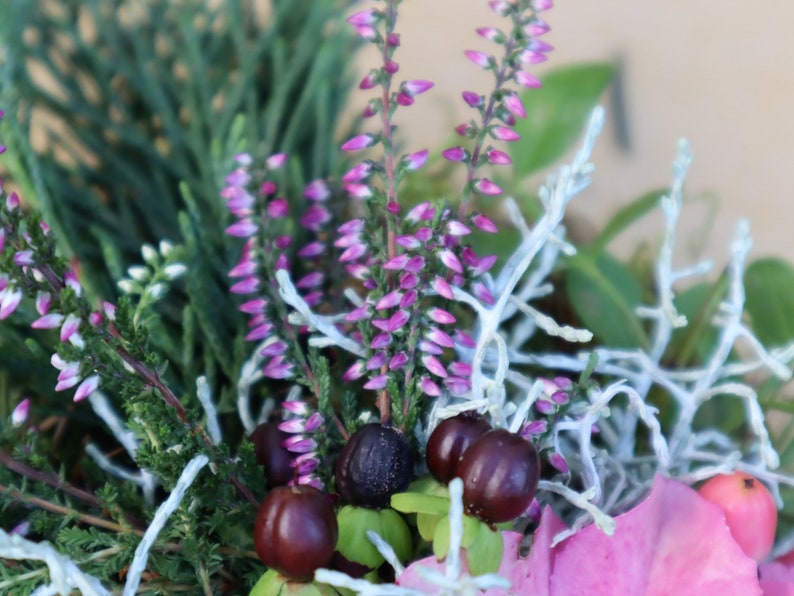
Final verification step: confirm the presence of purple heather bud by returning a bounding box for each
[347,8,378,26]
[363,103,377,118]
[234,153,252,165]
[344,183,373,200]
[274,235,291,250]
[418,339,444,355]
[283,435,318,454]
[449,361,473,377]
[426,327,455,349]
[6,192,20,211]
[0,228,4,253]
[422,354,448,378]
[367,351,389,369]
[526,18,550,36]
[461,246,480,269]
[0,145,5,156]
[359,71,378,90]
[370,333,392,350]
[396,93,414,107]
[225,188,254,215]
[35,292,51,316]
[535,399,555,415]
[245,323,273,342]
[399,290,417,308]
[439,249,463,273]
[503,93,526,119]
[533,0,554,10]
[371,309,409,332]
[56,375,80,392]
[462,91,483,108]
[474,178,503,196]
[341,134,375,152]
[304,412,324,433]
[225,169,250,187]
[339,243,368,263]
[230,276,260,294]
[262,356,294,380]
[389,351,408,370]
[472,254,498,276]
[383,254,410,270]
[516,71,542,89]
[472,282,495,305]
[384,60,399,75]
[261,181,277,195]
[226,219,258,238]
[239,298,266,314]
[274,253,289,271]
[346,263,371,280]
[428,307,456,325]
[386,200,401,214]
[363,374,389,390]
[0,288,21,319]
[395,235,421,250]
[279,418,307,434]
[415,227,433,242]
[491,126,521,141]
[442,146,468,162]
[445,377,471,396]
[229,259,257,278]
[420,376,441,397]
[339,219,364,235]
[102,301,117,321]
[386,33,400,47]
[343,361,366,382]
[446,221,472,236]
[13,250,34,266]
[404,149,429,171]
[304,179,330,202]
[399,273,419,289]
[11,398,30,427]
[260,340,287,357]
[376,290,403,310]
[405,201,435,222]
[32,313,65,329]
[471,213,498,233]
[335,233,362,249]
[450,273,465,287]
[528,39,554,53]
[343,162,372,183]
[521,420,548,437]
[345,305,371,322]
[432,276,454,300]
[296,272,324,289]
[488,0,510,14]
[475,27,503,42]
[549,452,569,474]
[266,198,288,219]
[455,123,475,137]
[486,148,512,165]
[73,375,100,402]
[266,153,287,170]
[551,390,570,405]
[403,80,434,96]
[301,204,331,230]
[454,330,477,348]
[303,291,322,307]
[554,376,573,390]
[283,400,310,416]
[298,241,326,258]
[64,270,82,297]
[405,255,425,274]
[464,50,493,69]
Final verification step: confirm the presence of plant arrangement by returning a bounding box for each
[3,0,794,594]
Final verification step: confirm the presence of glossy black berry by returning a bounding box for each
[455,428,540,524]
[253,485,338,581]
[249,422,294,489]
[335,423,414,508]
[426,410,491,484]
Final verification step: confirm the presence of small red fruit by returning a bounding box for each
[253,485,338,581]
[249,422,294,488]
[425,410,491,484]
[698,471,777,562]
[455,428,540,524]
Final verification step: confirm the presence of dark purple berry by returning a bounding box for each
[249,422,294,489]
[426,410,491,484]
[335,423,414,508]
[455,428,540,524]
[253,485,338,581]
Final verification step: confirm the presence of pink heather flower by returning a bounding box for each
[372,309,409,332]
[428,307,456,325]
[464,50,492,69]
[535,399,555,415]
[245,323,273,342]
[343,162,372,183]
[472,281,495,305]
[444,377,471,396]
[462,91,483,107]
[455,330,477,348]
[56,375,80,392]
[362,103,377,118]
[383,254,410,270]
[296,272,324,289]
[384,60,399,74]
[338,219,364,235]
[32,313,65,329]
[414,227,433,242]
[346,8,378,26]
[399,290,417,308]
[298,241,326,258]
[516,70,542,89]
[274,253,289,271]
[6,191,20,211]
[520,49,548,64]
[239,299,266,314]
[395,235,421,250]
[488,0,510,14]
[266,153,287,170]
[389,352,408,370]
[533,0,553,11]
[282,435,318,454]
[475,26,503,42]
[455,123,474,137]
[386,201,400,214]
[474,178,503,196]
[370,333,392,350]
[472,254,498,276]
[230,276,260,294]
[345,305,371,322]
[472,213,498,233]
[402,80,434,96]
[229,260,256,278]
[343,361,366,382]
[526,18,550,36]
[405,256,425,274]
[418,339,444,355]
[0,288,22,319]
[304,180,330,201]
[225,169,250,187]
[279,418,309,434]
[359,71,378,89]
[268,198,289,219]
[0,228,4,253]
[339,243,368,263]
[13,250,34,266]
[283,400,310,416]
[35,292,51,316]
[529,39,554,53]
[335,232,362,249]
[432,276,454,300]
[486,148,512,165]
[446,221,471,236]
[64,270,82,297]
[442,146,468,162]
[11,398,30,427]
[376,290,403,310]
[225,188,254,214]
[262,356,294,379]
[549,452,569,473]
[405,202,434,222]
[439,249,463,274]
[341,134,375,152]
[404,149,429,171]
[261,180,277,195]
[426,327,455,349]
[345,263,370,280]
[73,375,100,402]
[521,420,548,436]
[225,219,257,238]
[399,272,419,289]
[422,354,448,378]
[367,351,389,369]
[260,340,287,357]
[300,204,331,230]
[234,153,252,165]
[420,376,441,397]
[363,374,389,390]
[102,301,117,321]
[504,93,526,118]
[396,93,414,107]
[344,183,373,200]
[491,126,521,141]
[449,361,473,377]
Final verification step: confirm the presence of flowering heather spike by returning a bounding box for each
[363,374,389,390]
[404,149,429,171]
[73,375,100,403]
[491,126,521,141]
[442,147,468,162]
[11,398,29,427]
[341,134,375,152]
[464,50,492,69]
[516,70,543,89]
[462,91,483,108]
[486,148,512,165]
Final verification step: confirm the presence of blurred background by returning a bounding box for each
[351,0,794,265]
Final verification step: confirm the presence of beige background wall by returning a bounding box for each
[351,1,794,265]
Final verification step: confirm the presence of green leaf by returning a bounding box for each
[565,252,648,348]
[466,522,504,576]
[590,188,667,254]
[390,492,450,516]
[432,514,479,560]
[417,511,442,542]
[745,258,794,346]
[511,62,615,178]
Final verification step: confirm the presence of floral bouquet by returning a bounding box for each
[3,0,794,594]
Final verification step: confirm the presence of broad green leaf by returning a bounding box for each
[745,258,794,346]
[417,511,442,542]
[336,506,412,569]
[391,492,450,516]
[432,514,479,560]
[466,522,504,576]
[565,252,648,348]
[512,62,615,178]
[590,188,667,254]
